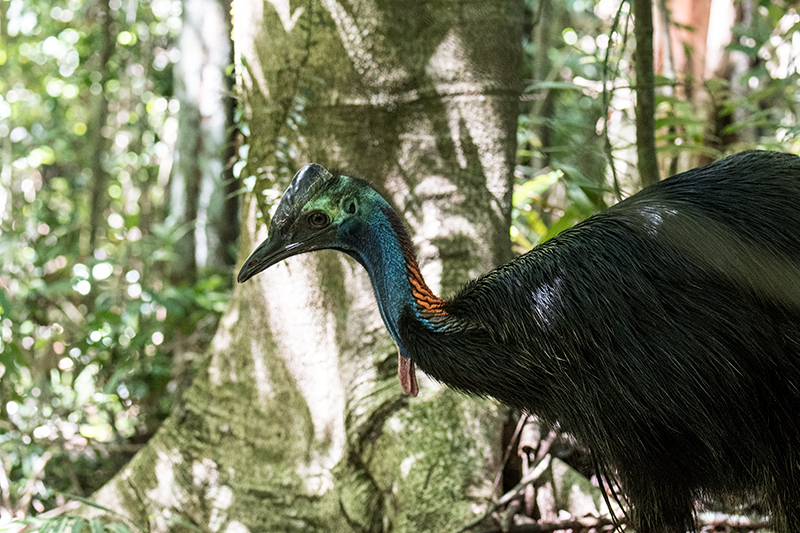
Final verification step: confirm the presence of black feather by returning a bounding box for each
[401,151,800,533]
[240,151,800,533]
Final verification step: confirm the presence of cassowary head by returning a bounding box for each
[237,163,425,396]
[237,164,389,283]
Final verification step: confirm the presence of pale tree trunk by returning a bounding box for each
[653,0,749,167]
[170,0,238,283]
[654,0,713,102]
[653,0,714,172]
[85,0,522,531]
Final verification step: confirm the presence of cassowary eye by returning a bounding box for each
[307,211,329,228]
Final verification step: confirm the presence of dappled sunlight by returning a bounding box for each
[259,254,346,464]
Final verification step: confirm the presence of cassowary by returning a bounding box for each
[238,150,800,533]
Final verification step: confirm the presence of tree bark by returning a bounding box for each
[654,0,713,102]
[634,0,660,186]
[653,0,717,170]
[170,0,238,283]
[85,0,523,531]
[653,0,745,166]
[707,0,758,152]
[87,0,114,254]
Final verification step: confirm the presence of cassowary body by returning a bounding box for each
[238,150,800,533]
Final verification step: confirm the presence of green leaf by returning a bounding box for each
[652,74,676,87]
[725,42,757,56]
[89,518,104,533]
[653,115,705,130]
[36,519,55,533]
[515,170,562,202]
[542,204,591,242]
[0,341,24,375]
[67,495,118,515]
[104,524,132,533]
[52,517,69,533]
[70,518,87,533]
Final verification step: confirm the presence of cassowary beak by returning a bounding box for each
[237,223,338,283]
[238,163,337,284]
[237,232,298,283]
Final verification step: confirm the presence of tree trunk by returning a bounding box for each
[654,0,713,102]
[170,0,238,283]
[85,0,523,531]
[707,0,758,152]
[634,0,660,186]
[87,0,114,254]
[653,0,749,167]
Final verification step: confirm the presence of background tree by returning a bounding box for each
[633,0,659,185]
[0,0,231,521]
[651,0,799,171]
[170,0,238,283]
[75,0,524,530]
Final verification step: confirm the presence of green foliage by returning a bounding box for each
[0,0,229,521]
[709,0,800,150]
[514,0,800,254]
[0,515,139,533]
[514,0,617,252]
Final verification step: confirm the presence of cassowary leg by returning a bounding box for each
[759,440,800,533]
[622,477,696,533]
[769,464,800,533]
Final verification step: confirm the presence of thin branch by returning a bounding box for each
[87,0,114,253]
[455,455,552,533]
[601,0,629,201]
[492,414,529,493]
[35,500,82,519]
[486,516,619,533]
[0,452,12,512]
[633,0,660,186]
[16,451,52,514]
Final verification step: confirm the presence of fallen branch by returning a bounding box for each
[455,455,552,533]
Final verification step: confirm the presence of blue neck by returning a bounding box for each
[345,204,426,357]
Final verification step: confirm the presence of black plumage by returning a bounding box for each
[239,151,800,533]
